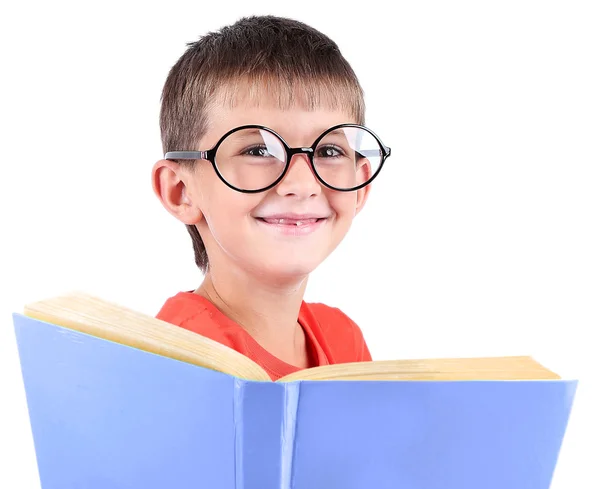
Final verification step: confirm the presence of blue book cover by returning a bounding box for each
[12,295,577,489]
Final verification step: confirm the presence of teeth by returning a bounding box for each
[266,218,316,226]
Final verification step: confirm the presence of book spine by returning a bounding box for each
[233,378,245,489]
[233,380,287,489]
[280,382,301,489]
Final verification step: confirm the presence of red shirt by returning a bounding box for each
[156,292,371,380]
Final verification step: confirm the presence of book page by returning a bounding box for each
[277,356,561,382]
[23,292,271,382]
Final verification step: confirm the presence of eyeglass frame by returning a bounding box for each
[164,123,391,194]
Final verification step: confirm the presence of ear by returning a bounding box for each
[353,158,372,216]
[151,160,203,225]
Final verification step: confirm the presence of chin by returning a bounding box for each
[248,256,322,282]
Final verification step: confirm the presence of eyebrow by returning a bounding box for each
[227,128,262,139]
[323,128,345,137]
[225,126,348,144]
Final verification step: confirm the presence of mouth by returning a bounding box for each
[257,217,326,226]
[254,215,330,235]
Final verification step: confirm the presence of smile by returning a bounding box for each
[255,217,328,236]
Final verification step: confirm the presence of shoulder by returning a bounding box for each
[304,302,357,327]
[156,291,209,327]
[155,292,240,347]
[302,302,371,362]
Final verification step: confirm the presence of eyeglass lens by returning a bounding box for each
[214,127,383,191]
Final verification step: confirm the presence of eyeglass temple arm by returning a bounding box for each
[357,147,391,158]
[164,151,208,160]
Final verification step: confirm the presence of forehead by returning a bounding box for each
[203,78,359,144]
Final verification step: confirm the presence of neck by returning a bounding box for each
[195,263,310,367]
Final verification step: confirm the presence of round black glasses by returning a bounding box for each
[164,123,391,193]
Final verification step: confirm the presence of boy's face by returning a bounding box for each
[156,92,370,283]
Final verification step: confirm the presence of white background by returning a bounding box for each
[1,1,598,487]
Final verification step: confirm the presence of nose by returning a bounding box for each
[275,153,321,198]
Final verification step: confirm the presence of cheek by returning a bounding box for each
[327,191,358,219]
[201,188,262,232]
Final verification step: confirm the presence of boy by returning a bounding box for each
[152,15,391,380]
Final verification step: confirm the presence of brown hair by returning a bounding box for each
[159,15,366,272]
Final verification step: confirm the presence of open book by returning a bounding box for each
[12,292,577,489]
[22,291,561,382]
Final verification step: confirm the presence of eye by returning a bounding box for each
[243,145,273,157]
[317,145,344,158]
